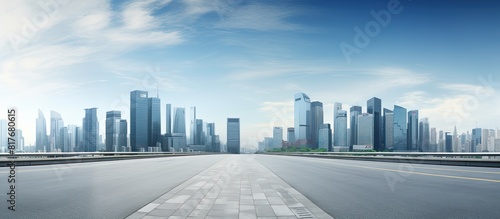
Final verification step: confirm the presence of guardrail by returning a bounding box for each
[0,152,213,167]
[266,152,500,167]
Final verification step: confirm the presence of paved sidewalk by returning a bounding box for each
[127,155,334,219]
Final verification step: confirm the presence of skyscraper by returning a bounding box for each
[173,107,186,135]
[50,110,64,152]
[0,119,6,152]
[148,97,161,147]
[333,102,342,146]
[367,97,382,151]
[227,118,240,154]
[273,127,283,149]
[384,109,394,150]
[287,127,295,145]
[294,93,311,146]
[310,101,323,149]
[334,109,348,147]
[471,128,482,152]
[130,90,149,152]
[418,118,430,152]
[407,110,419,151]
[82,108,99,152]
[358,113,374,147]
[36,109,48,152]
[349,106,362,150]
[318,123,332,151]
[190,106,197,145]
[445,132,452,152]
[393,105,407,151]
[119,119,127,150]
[205,123,217,152]
[430,127,437,152]
[165,104,172,134]
[438,130,444,152]
[195,119,204,145]
[106,111,122,152]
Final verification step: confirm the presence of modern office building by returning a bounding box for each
[445,132,452,152]
[195,119,204,145]
[227,118,240,154]
[0,119,7,152]
[430,127,437,152]
[334,109,348,147]
[82,108,99,152]
[393,105,407,151]
[173,107,186,135]
[318,123,332,151]
[148,97,161,147]
[418,118,430,152]
[273,127,283,149]
[205,123,218,152]
[36,109,48,152]
[165,104,172,135]
[50,110,64,152]
[471,128,482,152]
[384,109,394,150]
[349,106,362,150]
[190,106,197,145]
[438,130,444,152]
[130,90,149,152]
[287,127,295,145]
[357,113,374,147]
[367,97,382,151]
[106,111,126,152]
[294,93,311,146]
[407,110,419,151]
[310,101,324,149]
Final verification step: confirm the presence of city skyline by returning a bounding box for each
[1,0,500,149]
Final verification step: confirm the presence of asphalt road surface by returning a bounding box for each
[0,155,227,219]
[256,155,500,219]
[1,154,499,219]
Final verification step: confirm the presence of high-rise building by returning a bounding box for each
[384,109,394,150]
[481,130,490,152]
[36,109,48,152]
[445,132,452,152]
[148,97,161,147]
[227,118,240,154]
[15,129,24,152]
[367,97,382,151]
[173,107,186,134]
[471,128,482,152]
[50,110,64,152]
[273,127,283,149]
[430,127,437,152]
[318,123,332,151]
[106,111,122,152]
[393,105,407,151]
[205,123,217,152]
[334,109,348,147]
[294,93,311,146]
[349,106,362,150]
[310,101,323,149]
[0,119,7,152]
[452,126,460,152]
[418,118,430,152]
[407,110,419,151]
[119,119,127,150]
[333,102,342,146]
[165,104,172,135]
[190,106,197,145]
[357,113,374,147]
[195,119,204,145]
[82,108,99,152]
[130,90,149,152]
[287,127,295,145]
[438,130,444,152]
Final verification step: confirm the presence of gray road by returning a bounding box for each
[255,155,500,219]
[0,155,228,219]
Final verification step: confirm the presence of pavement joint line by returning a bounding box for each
[126,155,334,219]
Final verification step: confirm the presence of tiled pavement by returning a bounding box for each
[126,155,334,219]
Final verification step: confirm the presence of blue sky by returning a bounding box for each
[1,0,499,148]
